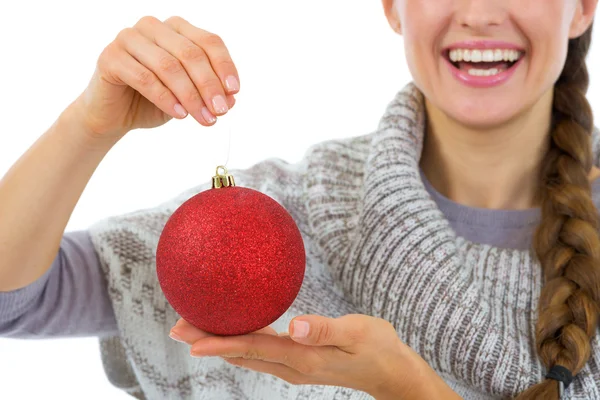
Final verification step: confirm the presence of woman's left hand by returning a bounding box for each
[169,314,440,398]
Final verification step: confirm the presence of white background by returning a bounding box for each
[0,1,599,399]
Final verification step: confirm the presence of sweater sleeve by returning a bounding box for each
[0,230,118,338]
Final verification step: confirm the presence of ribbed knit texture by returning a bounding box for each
[88,82,600,399]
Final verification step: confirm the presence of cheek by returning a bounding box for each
[399,0,451,74]
[525,23,570,92]
[400,17,446,83]
[402,34,425,78]
[516,0,574,82]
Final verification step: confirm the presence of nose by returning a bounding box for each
[455,0,507,31]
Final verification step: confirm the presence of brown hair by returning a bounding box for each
[516,23,600,399]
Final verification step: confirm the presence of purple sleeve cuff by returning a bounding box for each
[0,264,52,324]
[0,230,118,339]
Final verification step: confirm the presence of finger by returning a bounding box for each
[117,26,216,126]
[165,16,240,96]
[135,17,228,120]
[190,332,337,375]
[100,44,185,121]
[221,357,311,386]
[289,315,367,349]
[171,319,278,345]
[161,17,234,117]
[252,326,279,336]
[170,319,215,344]
[226,94,236,109]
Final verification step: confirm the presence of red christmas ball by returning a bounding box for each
[156,169,306,336]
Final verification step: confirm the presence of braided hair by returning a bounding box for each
[516,24,600,399]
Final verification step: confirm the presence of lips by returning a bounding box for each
[439,41,526,88]
[442,51,525,88]
[443,49,523,76]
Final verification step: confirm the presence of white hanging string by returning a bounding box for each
[217,105,234,171]
[223,117,232,169]
[206,104,235,178]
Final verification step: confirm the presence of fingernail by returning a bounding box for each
[292,320,310,338]
[174,103,188,118]
[201,107,217,124]
[212,95,229,114]
[225,75,240,92]
[169,330,184,343]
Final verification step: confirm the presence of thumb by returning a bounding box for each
[289,315,358,348]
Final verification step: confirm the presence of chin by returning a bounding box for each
[444,99,524,131]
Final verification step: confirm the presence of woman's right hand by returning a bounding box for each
[72,15,239,144]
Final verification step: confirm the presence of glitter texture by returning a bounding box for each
[156,186,306,336]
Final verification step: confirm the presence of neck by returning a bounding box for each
[419,90,553,210]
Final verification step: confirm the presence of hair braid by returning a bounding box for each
[516,24,600,399]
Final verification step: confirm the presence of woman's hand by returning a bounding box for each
[72,15,239,144]
[169,314,460,399]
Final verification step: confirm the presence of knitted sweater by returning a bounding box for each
[87,82,600,400]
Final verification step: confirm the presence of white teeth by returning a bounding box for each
[448,48,522,63]
[467,68,502,77]
[482,50,495,62]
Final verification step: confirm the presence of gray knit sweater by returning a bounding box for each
[87,82,600,399]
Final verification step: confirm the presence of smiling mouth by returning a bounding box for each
[444,48,524,76]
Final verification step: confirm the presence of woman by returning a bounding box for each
[1,0,599,399]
